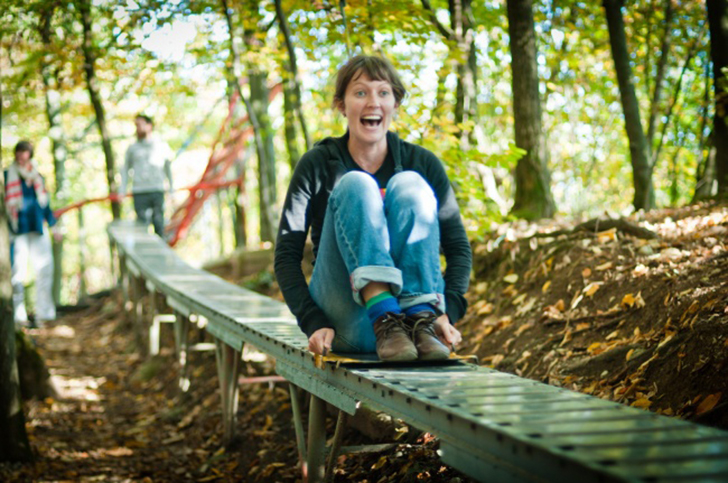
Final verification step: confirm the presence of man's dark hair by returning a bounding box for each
[333,55,407,110]
[14,140,34,158]
[135,114,154,126]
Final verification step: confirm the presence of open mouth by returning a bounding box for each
[361,115,382,127]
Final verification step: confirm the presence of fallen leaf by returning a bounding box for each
[476,302,494,315]
[583,282,602,297]
[484,354,504,367]
[582,267,592,278]
[621,292,645,309]
[504,273,519,284]
[696,393,722,415]
[571,293,584,309]
[660,247,683,261]
[515,297,536,316]
[596,261,613,271]
[597,228,617,243]
[632,398,652,409]
[514,322,534,336]
[587,342,603,354]
[542,280,551,293]
[559,329,572,346]
[632,264,649,276]
[512,293,527,306]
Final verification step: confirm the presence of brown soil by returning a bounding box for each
[458,201,728,429]
[2,201,726,482]
[0,295,471,482]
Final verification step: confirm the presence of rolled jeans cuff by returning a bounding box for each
[399,293,447,315]
[350,266,402,306]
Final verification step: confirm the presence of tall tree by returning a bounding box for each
[603,0,654,210]
[221,0,278,244]
[78,0,120,220]
[38,5,69,304]
[421,0,478,147]
[707,0,728,194]
[242,1,277,243]
[275,0,312,165]
[222,4,248,248]
[507,0,556,219]
[0,103,33,461]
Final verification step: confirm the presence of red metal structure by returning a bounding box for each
[165,84,283,246]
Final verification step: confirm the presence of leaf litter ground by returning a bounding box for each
[2,201,727,482]
[459,201,728,427]
[0,296,469,482]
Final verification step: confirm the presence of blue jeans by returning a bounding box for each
[309,171,445,353]
[133,191,165,237]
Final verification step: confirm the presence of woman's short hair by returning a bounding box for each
[14,140,34,158]
[333,55,407,109]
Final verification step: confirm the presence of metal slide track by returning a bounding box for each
[108,221,728,483]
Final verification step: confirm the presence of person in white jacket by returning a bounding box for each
[120,114,174,238]
[4,140,62,327]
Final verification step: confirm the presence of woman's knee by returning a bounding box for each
[386,171,437,214]
[336,171,379,193]
[330,171,381,206]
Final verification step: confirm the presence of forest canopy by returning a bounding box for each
[1,0,726,302]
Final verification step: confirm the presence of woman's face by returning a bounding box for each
[338,71,398,147]
[15,150,31,168]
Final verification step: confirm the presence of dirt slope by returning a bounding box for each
[458,201,728,429]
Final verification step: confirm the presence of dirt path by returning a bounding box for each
[1,294,465,483]
[1,294,255,482]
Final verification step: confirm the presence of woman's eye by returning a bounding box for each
[380,90,390,97]
[355,91,365,97]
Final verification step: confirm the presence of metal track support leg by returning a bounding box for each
[289,384,308,476]
[130,274,148,357]
[215,339,241,445]
[174,310,191,392]
[119,253,127,297]
[324,410,347,483]
[307,394,327,483]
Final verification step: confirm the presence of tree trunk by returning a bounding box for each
[646,0,673,149]
[450,0,478,147]
[222,0,277,244]
[507,0,556,219]
[233,159,248,249]
[275,0,312,152]
[39,9,68,306]
[0,139,33,462]
[282,82,301,169]
[248,69,277,244]
[693,60,715,202]
[603,0,654,211]
[224,60,248,248]
[707,0,728,194]
[79,0,120,220]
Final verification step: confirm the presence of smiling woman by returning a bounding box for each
[274,55,472,363]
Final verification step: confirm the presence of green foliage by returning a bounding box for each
[0,0,715,299]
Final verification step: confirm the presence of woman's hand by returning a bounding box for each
[434,315,462,348]
[308,328,335,355]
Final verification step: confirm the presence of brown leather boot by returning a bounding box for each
[409,311,451,360]
[373,313,418,362]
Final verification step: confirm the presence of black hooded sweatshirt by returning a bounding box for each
[274,131,472,337]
